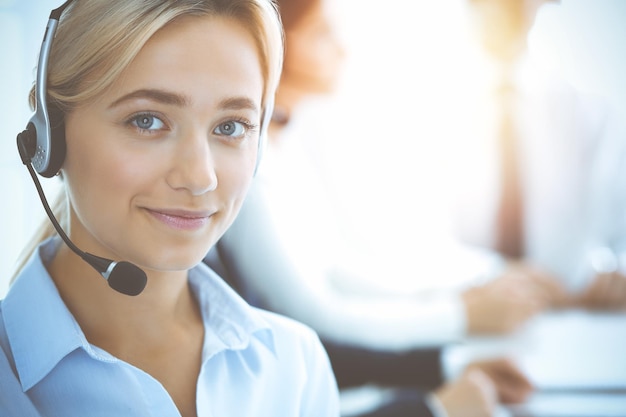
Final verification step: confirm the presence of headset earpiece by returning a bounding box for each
[46,102,67,176]
[18,0,73,178]
[24,101,66,178]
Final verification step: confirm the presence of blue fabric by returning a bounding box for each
[0,238,339,416]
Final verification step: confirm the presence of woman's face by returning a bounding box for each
[61,15,264,273]
[282,0,345,94]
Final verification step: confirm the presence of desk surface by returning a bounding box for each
[507,392,626,417]
[451,310,626,416]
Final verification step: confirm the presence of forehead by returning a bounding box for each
[107,15,264,108]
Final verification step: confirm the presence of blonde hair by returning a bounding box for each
[12,0,283,282]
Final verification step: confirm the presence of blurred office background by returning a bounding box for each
[1,0,625,297]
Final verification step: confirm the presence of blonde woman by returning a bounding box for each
[0,1,339,416]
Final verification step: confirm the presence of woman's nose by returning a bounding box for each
[166,132,218,195]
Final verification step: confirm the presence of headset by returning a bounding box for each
[16,0,273,296]
[17,0,73,178]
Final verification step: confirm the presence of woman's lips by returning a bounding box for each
[146,208,212,231]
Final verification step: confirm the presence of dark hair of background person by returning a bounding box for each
[276,0,318,30]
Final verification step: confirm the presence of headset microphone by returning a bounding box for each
[15,0,147,296]
[17,134,147,296]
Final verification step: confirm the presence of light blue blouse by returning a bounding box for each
[0,238,339,416]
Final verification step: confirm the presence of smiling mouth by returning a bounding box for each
[145,208,213,231]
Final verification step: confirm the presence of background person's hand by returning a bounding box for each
[462,276,539,334]
[466,357,533,404]
[577,272,626,310]
[463,262,568,335]
[511,262,570,308]
[434,368,498,417]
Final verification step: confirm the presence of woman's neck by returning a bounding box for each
[49,242,204,417]
[48,243,201,353]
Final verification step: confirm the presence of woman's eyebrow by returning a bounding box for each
[108,89,259,114]
[218,97,259,114]
[108,89,190,108]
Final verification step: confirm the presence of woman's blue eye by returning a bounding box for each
[214,120,247,137]
[131,114,164,131]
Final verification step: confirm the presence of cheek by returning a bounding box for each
[65,138,152,199]
[63,128,158,239]
[215,148,257,223]
[64,111,159,194]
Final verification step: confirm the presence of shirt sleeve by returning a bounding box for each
[0,307,41,417]
[264,311,340,417]
[218,182,469,350]
[299,327,341,417]
[425,393,450,417]
[586,103,626,280]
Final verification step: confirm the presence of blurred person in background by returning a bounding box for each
[206,0,548,415]
[447,0,626,310]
